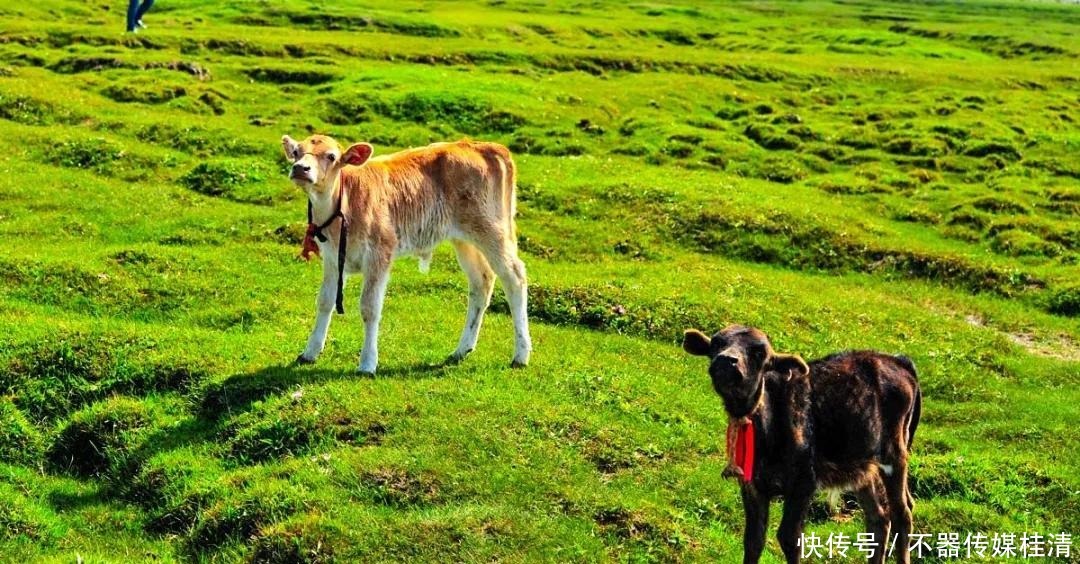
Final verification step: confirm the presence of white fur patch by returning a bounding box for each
[825,488,843,511]
[879,463,894,476]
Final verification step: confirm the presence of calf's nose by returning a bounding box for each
[292,162,311,174]
[714,354,738,368]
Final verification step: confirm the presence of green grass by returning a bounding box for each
[0,0,1078,561]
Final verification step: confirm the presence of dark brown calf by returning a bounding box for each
[683,325,921,564]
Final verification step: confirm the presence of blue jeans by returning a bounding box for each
[127,0,154,31]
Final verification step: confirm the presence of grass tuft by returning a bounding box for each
[47,396,152,478]
[0,399,44,466]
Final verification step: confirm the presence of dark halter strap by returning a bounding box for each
[306,192,347,315]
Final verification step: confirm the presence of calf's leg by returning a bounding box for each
[855,474,891,564]
[298,257,343,364]
[449,240,495,362]
[777,486,814,563]
[357,259,390,374]
[478,235,531,367]
[741,487,770,564]
[883,457,912,564]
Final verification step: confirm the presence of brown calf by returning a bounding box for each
[683,325,920,564]
[282,134,531,373]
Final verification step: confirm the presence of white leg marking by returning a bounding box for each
[358,265,390,374]
[826,488,843,511]
[300,259,341,362]
[491,253,531,367]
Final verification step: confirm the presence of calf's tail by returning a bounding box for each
[909,385,921,451]
[503,151,518,244]
[897,355,921,450]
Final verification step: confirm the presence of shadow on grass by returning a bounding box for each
[47,488,106,511]
[137,416,220,457]
[199,364,348,419]
[199,360,455,419]
[375,359,458,379]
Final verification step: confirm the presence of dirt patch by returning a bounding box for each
[963,314,1080,360]
[250,518,338,564]
[358,467,442,507]
[1005,332,1080,361]
[591,505,689,557]
[582,431,665,474]
[593,507,655,539]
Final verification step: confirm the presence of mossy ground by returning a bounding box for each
[0,0,1077,562]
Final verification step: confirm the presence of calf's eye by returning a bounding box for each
[327,153,336,163]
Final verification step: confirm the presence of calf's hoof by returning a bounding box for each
[510,350,530,369]
[294,354,316,365]
[358,358,378,375]
[445,349,473,365]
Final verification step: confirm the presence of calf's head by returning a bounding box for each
[683,325,809,418]
[281,134,374,192]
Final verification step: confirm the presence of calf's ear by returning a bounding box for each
[682,329,712,356]
[343,142,374,166]
[768,353,810,380]
[281,135,300,160]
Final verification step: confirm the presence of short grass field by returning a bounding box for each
[1,0,1078,561]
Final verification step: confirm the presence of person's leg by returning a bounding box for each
[135,0,155,23]
[126,0,140,31]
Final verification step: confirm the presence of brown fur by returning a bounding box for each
[283,134,531,373]
[290,136,516,255]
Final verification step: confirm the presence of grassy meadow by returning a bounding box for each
[0,0,1078,561]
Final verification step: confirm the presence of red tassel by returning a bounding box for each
[726,419,755,484]
[299,224,320,261]
[734,421,754,483]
